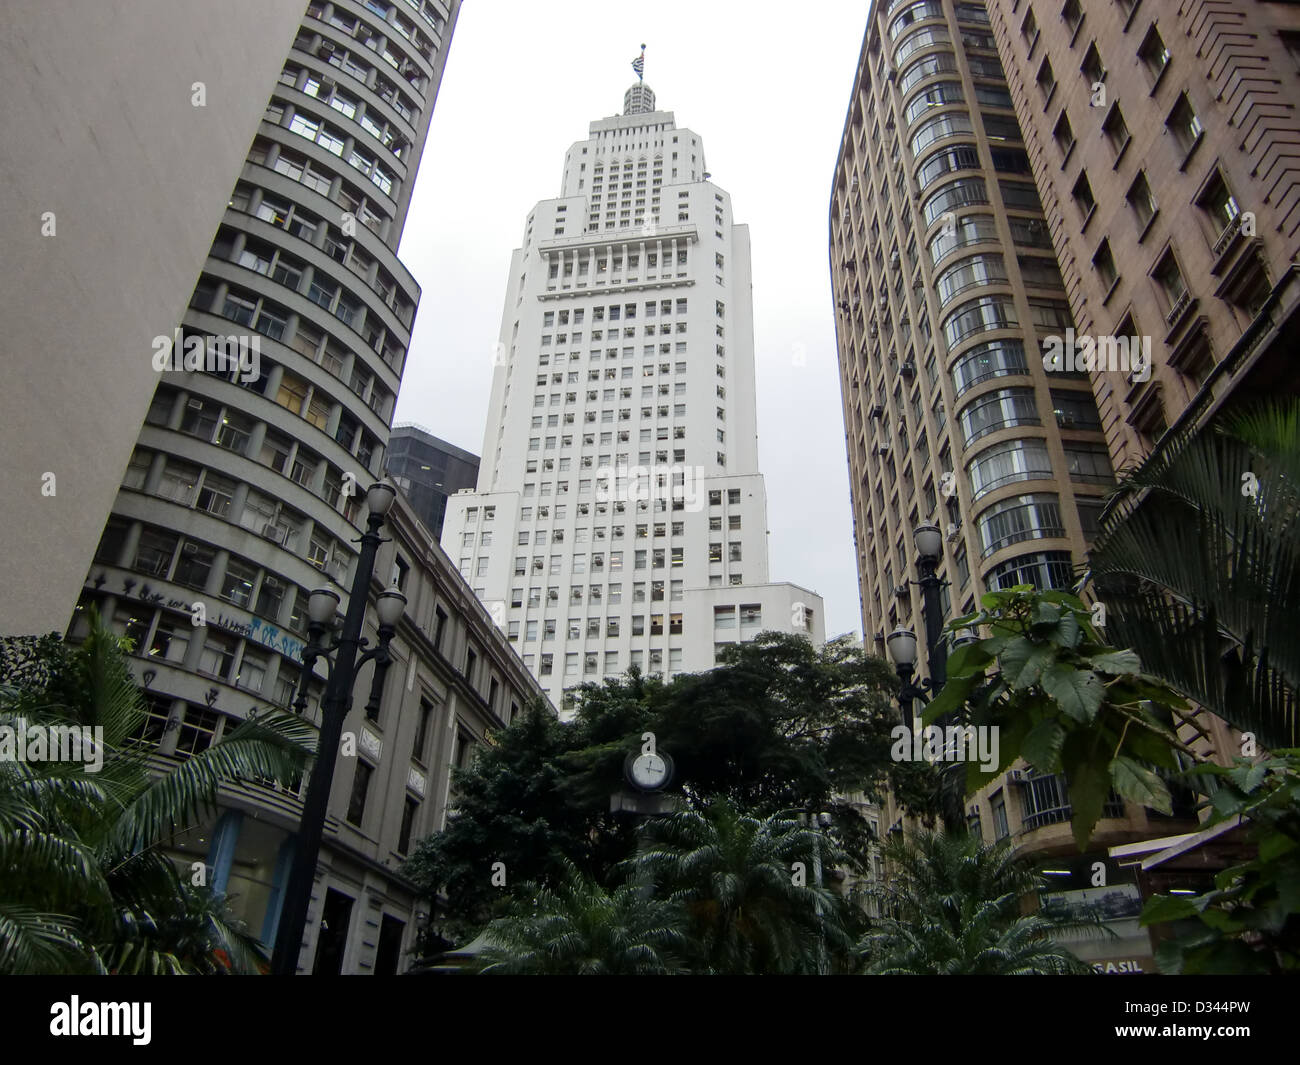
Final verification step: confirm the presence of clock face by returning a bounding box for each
[630,752,668,789]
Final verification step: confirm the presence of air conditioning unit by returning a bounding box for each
[877,441,892,456]
[263,575,282,590]
[182,542,199,556]
[894,583,910,599]
[878,294,888,308]
[317,40,336,57]
[869,323,879,338]
[900,312,910,325]
[1007,769,1025,783]
[884,64,896,80]
[869,403,884,418]
[318,76,336,94]
[946,521,962,543]
[968,805,981,817]
[261,523,287,544]
[900,361,916,377]
[890,249,900,267]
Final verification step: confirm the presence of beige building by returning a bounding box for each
[830,0,1204,972]
[0,0,310,637]
[74,488,543,973]
[831,0,1113,673]
[983,0,1300,468]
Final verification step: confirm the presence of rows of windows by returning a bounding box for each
[524,647,686,680]
[245,136,391,241]
[144,382,375,529]
[506,610,687,644]
[93,518,325,634]
[226,178,413,340]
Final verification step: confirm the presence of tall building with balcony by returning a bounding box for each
[983,0,1300,471]
[70,0,479,973]
[830,0,1197,972]
[1,0,311,636]
[387,423,481,538]
[441,80,825,709]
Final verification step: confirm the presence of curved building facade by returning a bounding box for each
[70,0,476,973]
[829,4,1200,973]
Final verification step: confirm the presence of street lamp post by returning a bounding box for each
[270,480,406,976]
[912,521,947,691]
[885,626,933,723]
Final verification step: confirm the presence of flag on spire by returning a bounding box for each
[632,44,645,81]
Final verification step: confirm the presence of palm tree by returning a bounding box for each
[860,831,1094,975]
[0,611,313,973]
[477,859,687,974]
[1086,399,1299,750]
[628,800,851,974]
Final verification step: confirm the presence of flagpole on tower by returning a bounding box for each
[633,43,646,83]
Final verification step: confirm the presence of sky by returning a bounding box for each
[393,0,871,641]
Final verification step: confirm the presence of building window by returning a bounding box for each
[985,549,1074,591]
[1166,93,1204,161]
[1102,104,1130,159]
[1052,111,1075,159]
[398,796,419,855]
[1138,24,1170,84]
[346,761,373,825]
[977,493,1065,557]
[1196,169,1241,247]
[1071,172,1096,220]
[1093,239,1118,292]
[990,790,1009,840]
[1081,41,1106,86]
[1126,171,1157,231]
[1152,249,1189,319]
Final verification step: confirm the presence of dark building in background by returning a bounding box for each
[386,423,480,538]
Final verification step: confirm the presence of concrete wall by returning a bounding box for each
[0,0,307,635]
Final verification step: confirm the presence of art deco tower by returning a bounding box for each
[443,74,825,708]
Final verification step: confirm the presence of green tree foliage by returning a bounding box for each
[404,633,901,947]
[0,612,313,974]
[478,859,688,975]
[1088,399,1300,751]
[1140,750,1300,974]
[925,587,1190,848]
[400,697,638,949]
[860,831,1093,975]
[628,801,855,974]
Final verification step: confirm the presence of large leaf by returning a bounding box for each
[1109,756,1173,815]
[1064,755,1112,851]
[1086,650,1142,676]
[1020,719,1066,774]
[999,639,1055,691]
[1039,663,1104,723]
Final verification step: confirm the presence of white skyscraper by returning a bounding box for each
[442,75,824,709]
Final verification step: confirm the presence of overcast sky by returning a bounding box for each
[394,0,870,641]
